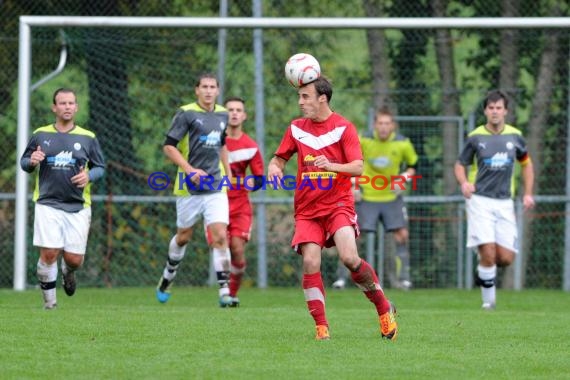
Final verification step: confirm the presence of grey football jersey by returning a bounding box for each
[20,124,106,212]
[458,125,529,199]
[165,102,228,195]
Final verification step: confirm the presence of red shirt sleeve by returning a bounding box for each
[342,122,363,162]
[274,125,297,161]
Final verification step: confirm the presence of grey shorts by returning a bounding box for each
[356,197,408,233]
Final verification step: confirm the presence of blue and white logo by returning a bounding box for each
[199,130,222,146]
[370,156,390,168]
[484,152,511,168]
[46,150,76,167]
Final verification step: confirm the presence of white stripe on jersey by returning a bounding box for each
[291,124,347,150]
[228,147,258,164]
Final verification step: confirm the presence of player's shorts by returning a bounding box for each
[33,203,91,254]
[292,207,359,254]
[176,192,229,229]
[356,197,407,232]
[204,210,252,245]
[228,195,253,241]
[466,194,518,253]
[228,211,252,241]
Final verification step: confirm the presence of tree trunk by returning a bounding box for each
[84,0,140,194]
[363,0,393,114]
[519,12,562,288]
[432,0,460,195]
[432,0,463,285]
[498,0,521,289]
[499,0,520,126]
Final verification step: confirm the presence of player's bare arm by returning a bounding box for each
[521,160,535,210]
[70,167,89,188]
[220,145,233,183]
[29,145,46,167]
[454,161,475,198]
[163,145,206,184]
[268,156,286,182]
[314,156,363,176]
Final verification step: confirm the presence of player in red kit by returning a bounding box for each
[222,97,265,306]
[267,76,398,341]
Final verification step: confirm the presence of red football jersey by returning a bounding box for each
[274,112,363,219]
[226,132,264,210]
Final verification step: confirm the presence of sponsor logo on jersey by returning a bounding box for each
[47,151,76,167]
[484,152,512,168]
[370,156,390,168]
[199,130,222,146]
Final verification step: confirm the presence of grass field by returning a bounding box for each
[1,286,568,379]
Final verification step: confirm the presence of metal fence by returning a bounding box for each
[1,7,569,290]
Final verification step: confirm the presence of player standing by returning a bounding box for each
[333,107,418,290]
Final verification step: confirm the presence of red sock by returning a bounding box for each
[302,272,328,327]
[350,259,391,315]
[229,261,246,297]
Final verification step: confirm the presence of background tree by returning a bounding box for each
[499,0,521,125]
[363,0,393,112]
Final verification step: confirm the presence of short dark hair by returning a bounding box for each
[195,73,218,88]
[224,96,245,106]
[375,106,395,121]
[302,76,333,103]
[52,88,76,104]
[483,90,509,109]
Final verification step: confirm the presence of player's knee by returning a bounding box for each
[340,256,360,272]
[496,257,513,267]
[496,248,515,267]
[302,257,321,272]
[230,249,245,262]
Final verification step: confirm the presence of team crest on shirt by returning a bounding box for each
[74,142,81,151]
[506,142,514,150]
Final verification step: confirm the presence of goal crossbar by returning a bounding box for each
[15,16,570,291]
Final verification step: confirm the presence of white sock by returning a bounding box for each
[213,247,230,288]
[37,260,58,307]
[212,247,230,272]
[163,235,186,281]
[477,265,497,305]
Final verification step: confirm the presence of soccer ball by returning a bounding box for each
[284,53,321,88]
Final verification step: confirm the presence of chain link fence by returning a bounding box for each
[1,1,569,290]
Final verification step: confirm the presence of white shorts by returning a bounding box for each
[466,194,518,253]
[33,203,92,254]
[176,192,229,229]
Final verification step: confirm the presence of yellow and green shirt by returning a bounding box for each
[360,131,418,202]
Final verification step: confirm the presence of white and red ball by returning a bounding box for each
[284,53,321,88]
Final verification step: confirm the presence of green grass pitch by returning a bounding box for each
[1,287,568,379]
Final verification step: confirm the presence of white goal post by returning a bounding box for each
[15,16,570,291]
